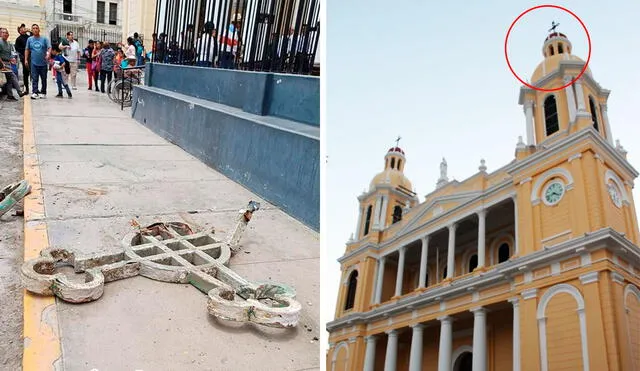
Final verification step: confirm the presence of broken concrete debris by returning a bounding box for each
[21,201,301,328]
[0,180,31,218]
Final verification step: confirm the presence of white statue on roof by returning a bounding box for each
[437,157,449,189]
[440,158,447,179]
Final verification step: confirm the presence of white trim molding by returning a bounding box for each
[579,271,599,285]
[624,284,640,307]
[489,233,515,266]
[508,297,521,371]
[568,153,583,162]
[537,284,589,371]
[343,265,360,285]
[531,167,574,203]
[604,169,630,202]
[522,288,538,300]
[331,341,350,371]
[611,271,625,285]
[451,345,473,370]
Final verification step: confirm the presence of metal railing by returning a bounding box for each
[49,24,123,54]
[151,0,320,75]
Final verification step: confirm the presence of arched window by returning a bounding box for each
[548,45,554,56]
[363,205,372,236]
[498,243,510,263]
[392,206,403,224]
[468,254,478,273]
[558,43,564,54]
[544,95,559,135]
[397,159,402,170]
[344,270,358,310]
[589,96,599,132]
[391,158,396,169]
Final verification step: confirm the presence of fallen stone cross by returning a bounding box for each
[21,201,301,328]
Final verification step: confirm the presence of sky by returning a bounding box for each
[321,0,640,355]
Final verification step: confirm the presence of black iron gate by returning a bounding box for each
[152,0,320,75]
[49,24,122,50]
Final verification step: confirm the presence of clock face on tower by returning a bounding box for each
[608,183,622,208]
[543,180,565,206]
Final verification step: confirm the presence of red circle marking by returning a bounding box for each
[504,5,591,92]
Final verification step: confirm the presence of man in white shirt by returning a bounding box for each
[196,23,217,67]
[61,31,80,89]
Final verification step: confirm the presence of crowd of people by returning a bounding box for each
[1,24,146,102]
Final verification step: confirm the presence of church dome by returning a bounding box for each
[531,32,592,83]
[369,147,413,191]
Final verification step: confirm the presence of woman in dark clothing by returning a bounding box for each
[99,42,115,93]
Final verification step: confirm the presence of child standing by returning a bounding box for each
[51,47,72,98]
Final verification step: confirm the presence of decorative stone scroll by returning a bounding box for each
[21,201,301,328]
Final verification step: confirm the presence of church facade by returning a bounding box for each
[326,32,640,371]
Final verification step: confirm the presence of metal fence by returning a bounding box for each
[49,24,122,51]
[152,0,320,75]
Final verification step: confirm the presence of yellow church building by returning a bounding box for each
[326,31,640,371]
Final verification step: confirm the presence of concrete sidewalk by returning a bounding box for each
[25,77,320,370]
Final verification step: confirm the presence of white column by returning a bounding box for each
[513,196,519,256]
[379,196,389,229]
[355,206,364,239]
[471,307,487,371]
[363,335,377,371]
[394,247,406,297]
[373,256,386,304]
[408,324,424,371]
[508,297,521,371]
[574,79,587,112]
[601,103,614,146]
[524,100,535,145]
[477,210,486,269]
[564,76,577,123]
[372,195,382,230]
[384,330,398,371]
[437,316,453,371]
[418,236,429,288]
[446,224,457,279]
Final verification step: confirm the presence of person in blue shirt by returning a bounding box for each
[50,46,72,98]
[24,24,51,99]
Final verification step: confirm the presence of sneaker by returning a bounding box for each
[10,89,20,100]
[55,94,63,98]
[40,94,46,99]
[30,93,39,99]
[72,86,77,90]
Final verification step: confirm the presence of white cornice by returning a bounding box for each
[505,128,638,178]
[327,228,640,332]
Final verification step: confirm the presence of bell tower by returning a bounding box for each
[354,146,419,241]
[513,26,639,256]
[518,31,614,151]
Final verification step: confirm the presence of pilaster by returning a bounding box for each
[568,153,590,233]
[611,272,632,371]
[520,289,541,371]
[348,336,366,371]
[580,271,609,370]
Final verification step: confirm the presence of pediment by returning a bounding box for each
[395,190,482,236]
